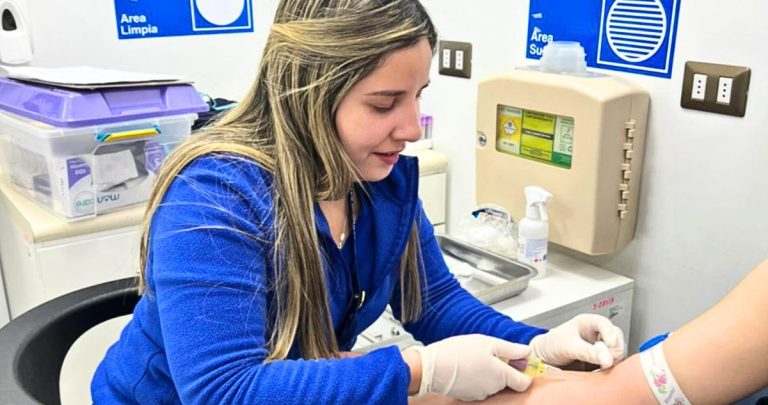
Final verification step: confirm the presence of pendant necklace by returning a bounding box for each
[337,190,354,249]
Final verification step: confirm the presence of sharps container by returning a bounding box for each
[0,78,208,220]
[475,41,650,255]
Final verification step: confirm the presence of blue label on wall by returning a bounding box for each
[527,0,681,78]
[115,0,253,40]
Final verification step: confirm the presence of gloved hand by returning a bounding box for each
[529,314,626,369]
[409,334,533,401]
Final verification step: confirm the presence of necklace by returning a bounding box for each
[336,190,355,249]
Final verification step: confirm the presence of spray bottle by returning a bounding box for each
[517,186,553,278]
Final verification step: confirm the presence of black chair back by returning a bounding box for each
[0,277,140,405]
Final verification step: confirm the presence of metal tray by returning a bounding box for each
[437,234,537,305]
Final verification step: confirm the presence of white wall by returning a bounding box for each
[420,0,768,350]
[18,0,768,350]
[21,0,281,100]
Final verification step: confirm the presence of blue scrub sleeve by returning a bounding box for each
[390,201,547,345]
[148,156,411,404]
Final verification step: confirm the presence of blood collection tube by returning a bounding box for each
[506,353,562,378]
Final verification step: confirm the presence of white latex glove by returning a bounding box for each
[529,314,626,369]
[410,334,533,401]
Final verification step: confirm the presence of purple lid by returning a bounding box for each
[0,77,209,128]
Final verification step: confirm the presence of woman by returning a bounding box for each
[92,1,624,403]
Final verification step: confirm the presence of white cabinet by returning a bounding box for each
[0,223,140,318]
[407,149,449,234]
[419,172,447,233]
[35,230,139,303]
[0,180,143,319]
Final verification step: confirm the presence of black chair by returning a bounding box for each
[0,277,140,405]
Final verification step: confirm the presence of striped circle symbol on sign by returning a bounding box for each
[606,0,667,63]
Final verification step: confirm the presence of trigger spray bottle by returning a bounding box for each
[517,186,553,279]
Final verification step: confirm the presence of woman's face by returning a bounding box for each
[335,38,432,182]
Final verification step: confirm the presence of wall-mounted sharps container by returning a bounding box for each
[476,42,650,255]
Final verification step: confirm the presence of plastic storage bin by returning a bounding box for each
[0,78,208,220]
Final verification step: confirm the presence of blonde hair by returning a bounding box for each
[139,0,437,361]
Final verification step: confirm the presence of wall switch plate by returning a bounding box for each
[438,40,472,79]
[681,61,751,117]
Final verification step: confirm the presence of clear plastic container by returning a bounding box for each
[0,78,207,220]
[0,110,196,220]
[539,41,587,74]
[455,204,518,259]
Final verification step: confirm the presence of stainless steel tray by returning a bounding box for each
[437,234,537,305]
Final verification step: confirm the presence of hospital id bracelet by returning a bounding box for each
[639,342,692,405]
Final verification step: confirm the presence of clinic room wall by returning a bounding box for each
[22,0,281,101]
[419,0,768,351]
[22,0,767,351]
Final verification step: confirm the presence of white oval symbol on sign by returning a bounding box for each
[195,0,245,26]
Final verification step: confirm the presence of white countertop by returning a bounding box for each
[493,251,633,321]
[0,178,145,244]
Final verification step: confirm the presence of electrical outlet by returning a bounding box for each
[681,61,751,117]
[455,50,464,70]
[441,48,451,69]
[438,40,472,78]
[691,74,707,101]
[717,77,733,104]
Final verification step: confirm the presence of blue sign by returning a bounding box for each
[527,0,681,78]
[115,0,253,40]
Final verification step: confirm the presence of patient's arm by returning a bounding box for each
[411,259,768,405]
[661,258,768,404]
[409,356,653,405]
[496,258,768,405]
[479,355,652,404]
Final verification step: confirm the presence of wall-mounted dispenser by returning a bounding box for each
[475,42,650,255]
[0,0,33,65]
